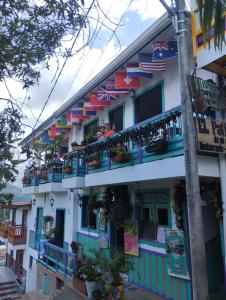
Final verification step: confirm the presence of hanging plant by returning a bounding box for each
[86,152,101,168]
[102,186,133,226]
[173,181,186,230]
[109,143,130,163]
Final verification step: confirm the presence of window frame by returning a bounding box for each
[134,80,165,124]
[108,103,124,132]
[136,189,171,244]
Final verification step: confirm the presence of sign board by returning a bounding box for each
[124,223,139,256]
[191,0,226,71]
[157,226,166,244]
[189,76,226,111]
[195,118,226,153]
[99,208,107,232]
[98,232,109,249]
[165,230,190,280]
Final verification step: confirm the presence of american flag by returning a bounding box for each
[139,53,166,72]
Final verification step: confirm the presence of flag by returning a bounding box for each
[115,72,140,89]
[127,63,153,78]
[84,99,104,112]
[90,93,111,106]
[97,87,119,101]
[139,53,166,72]
[153,41,178,60]
[71,110,89,120]
[48,126,60,139]
[105,81,129,95]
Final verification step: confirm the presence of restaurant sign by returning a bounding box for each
[189,76,226,112]
[195,118,226,153]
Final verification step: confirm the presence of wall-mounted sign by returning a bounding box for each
[124,223,139,256]
[195,118,226,153]
[165,230,190,280]
[188,76,226,111]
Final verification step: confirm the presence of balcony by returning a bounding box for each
[62,157,85,189]
[8,225,27,245]
[29,230,42,250]
[39,241,77,280]
[23,176,39,194]
[62,107,183,187]
[38,163,66,193]
[0,221,12,239]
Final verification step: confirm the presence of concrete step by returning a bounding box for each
[0,288,18,297]
[0,294,22,300]
[0,284,17,291]
[0,282,14,287]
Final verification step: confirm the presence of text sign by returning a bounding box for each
[189,76,226,111]
[195,118,226,153]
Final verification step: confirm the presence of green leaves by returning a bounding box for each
[0,0,88,88]
[196,0,226,49]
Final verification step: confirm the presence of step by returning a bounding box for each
[0,294,22,300]
[0,282,14,287]
[0,284,17,291]
[0,288,18,297]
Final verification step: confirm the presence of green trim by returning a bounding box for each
[134,80,165,124]
[108,102,125,130]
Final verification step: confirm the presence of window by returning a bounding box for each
[84,119,99,143]
[109,105,123,132]
[135,84,163,123]
[81,196,97,230]
[136,192,170,241]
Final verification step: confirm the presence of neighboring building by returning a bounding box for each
[0,194,31,291]
[19,9,226,300]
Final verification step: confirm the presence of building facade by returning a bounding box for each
[19,9,226,300]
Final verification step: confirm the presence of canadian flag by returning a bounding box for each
[115,72,140,89]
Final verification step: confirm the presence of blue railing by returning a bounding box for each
[23,176,39,188]
[63,157,85,179]
[39,241,77,280]
[29,230,42,250]
[38,163,63,184]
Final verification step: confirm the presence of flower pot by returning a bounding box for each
[107,285,124,300]
[72,145,86,151]
[87,160,100,168]
[63,166,72,174]
[145,139,167,154]
[111,154,129,163]
[86,281,96,299]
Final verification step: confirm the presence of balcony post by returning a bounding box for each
[64,252,67,278]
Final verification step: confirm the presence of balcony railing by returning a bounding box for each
[23,176,39,188]
[39,241,77,280]
[63,106,183,176]
[63,157,85,179]
[29,230,42,250]
[8,225,27,245]
[0,221,12,238]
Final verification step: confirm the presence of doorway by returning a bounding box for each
[110,223,124,252]
[15,250,23,284]
[22,210,28,226]
[55,210,65,248]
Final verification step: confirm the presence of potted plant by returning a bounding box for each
[79,257,102,299]
[71,141,86,151]
[21,176,31,185]
[109,144,130,163]
[63,164,72,174]
[86,153,100,168]
[145,130,167,154]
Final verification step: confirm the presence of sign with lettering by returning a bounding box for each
[195,118,226,153]
[98,232,109,249]
[189,76,226,111]
[165,230,190,280]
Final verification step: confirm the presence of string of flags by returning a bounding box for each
[35,41,178,143]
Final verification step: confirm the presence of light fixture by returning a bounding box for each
[32,198,36,206]
[77,123,82,130]
[129,89,135,97]
[77,193,83,207]
[50,198,55,207]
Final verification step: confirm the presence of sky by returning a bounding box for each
[1,0,179,136]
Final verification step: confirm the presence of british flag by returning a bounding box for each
[97,87,119,101]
